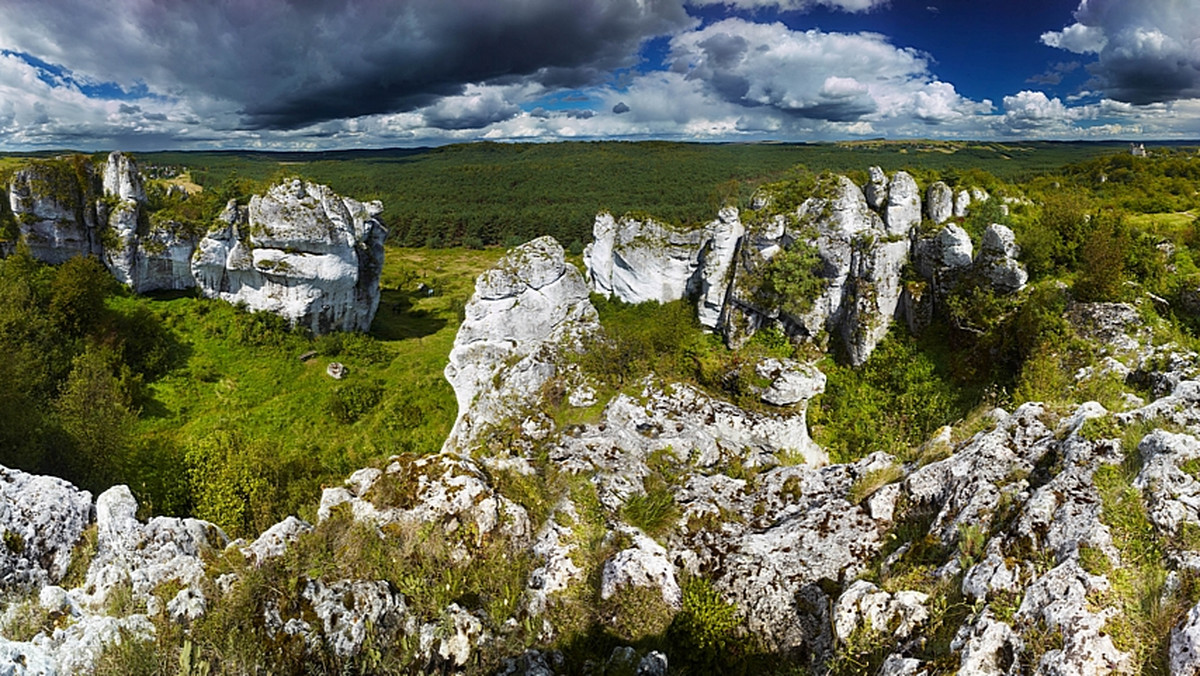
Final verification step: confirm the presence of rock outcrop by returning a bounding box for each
[192,178,387,334]
[6,243,1200,673]
[443,236,598,452]
[99,152,200,293]
[974,223,1028,294]
[926,181,954,224]
[584,210,739,308]
[696,207,744,329]
[717,172,919,365]
[5,155,386,333]
[8,159,101,263]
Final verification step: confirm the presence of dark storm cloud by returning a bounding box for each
[0,0,693,130]
[1043,0,1200,105]
[612,102,631,114]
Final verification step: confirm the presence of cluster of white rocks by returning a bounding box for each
[582,167,1022,366]
[4,153,386,334]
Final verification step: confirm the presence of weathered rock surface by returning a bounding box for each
[0,468,92,587]
[884,171,922,237]
[834,580,929,641]
[926,181,954,224]
[584,212,709,305]
[864,166,889,210]
[720,174,895,362]
[98,151,200,293]
[193,178,386,334]
[7,160,101,264]
[756,358,826,407]
[443,236,598,452]
[696,207,744,329]
[974,223,1027,294]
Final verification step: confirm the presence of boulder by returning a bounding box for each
[883,171,921,238]
[833,580,929,641]
[1172,600,1200,675]
[192,179,386,334]
[974,223,1027,294]
[599,532,682,609]
[926,181,953,224]
[755,358,826,407]
[954,189,971,219]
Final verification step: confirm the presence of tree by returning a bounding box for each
[54,343,137,488]
[1074,211,1131,302]
[49,255,113,338]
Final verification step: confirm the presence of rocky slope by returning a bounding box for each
[3,154,386,333]
[3,233,1200,674]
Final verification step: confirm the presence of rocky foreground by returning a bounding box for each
[0,230,1197,674]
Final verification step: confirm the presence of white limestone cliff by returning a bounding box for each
[192,178,387,334]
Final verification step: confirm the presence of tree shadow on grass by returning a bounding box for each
[369,288,447,341]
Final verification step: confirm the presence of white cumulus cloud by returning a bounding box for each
[1042,0,1200,104]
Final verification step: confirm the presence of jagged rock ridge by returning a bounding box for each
[581,168,1017,367]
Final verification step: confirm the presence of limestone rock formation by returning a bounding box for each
[720,172,916,365]
[926,181,953,224]
[583,212,711,305]
[98,151,200,293]
[0,467,92,587]
[695,207,744,329]
[7,159,101,263]
[443,236,598,452]
[883,170,921,237]
[721,175,883,347]
[974,223,1028,294]
[192,178,387,334]
[864,166,889,211]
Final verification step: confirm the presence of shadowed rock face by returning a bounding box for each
[99,151,201,294]
[192,178,387,334]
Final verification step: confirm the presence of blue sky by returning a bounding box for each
[0,0,1197,150]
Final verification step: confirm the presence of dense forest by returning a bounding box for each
[3,139,1140,249]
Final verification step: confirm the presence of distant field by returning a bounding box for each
[0,139,1180,247]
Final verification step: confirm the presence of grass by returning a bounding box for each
[116,245,504,533]
[1090,459,1200,675]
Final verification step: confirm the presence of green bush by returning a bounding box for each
[811,330,967,463]
[327,379,385,424]
[1074,211,1131,302]
[667,577,745,673]
[759,241,827,318]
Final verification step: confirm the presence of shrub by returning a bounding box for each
[759,240,827,318]
[1074,211,1131,302]
[667,576,745,673]
[327,379,385,424]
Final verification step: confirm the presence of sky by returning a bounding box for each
[1,0,1199,150]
